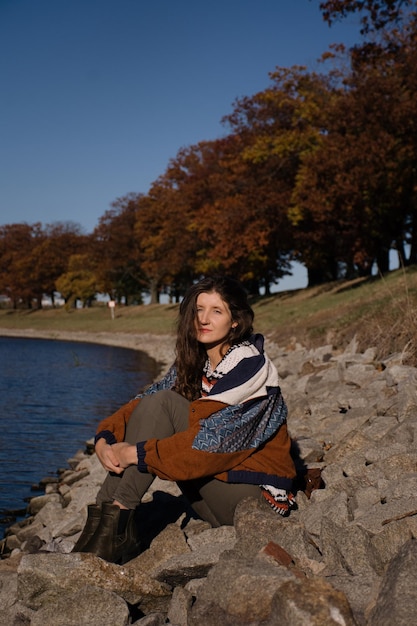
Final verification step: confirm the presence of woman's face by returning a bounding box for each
[195,291,237,349]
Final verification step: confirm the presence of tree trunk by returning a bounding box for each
[394,238,406,269]
[307,258,338,287]
[375,248,390,274]
[149,279,159,304]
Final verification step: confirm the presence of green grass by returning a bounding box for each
[0,302,180,335]
[1,267,417,364]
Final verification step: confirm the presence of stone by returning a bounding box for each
[367,538,417,626]
[27,493,62,515]
[130,522,190,577]
[272,577,357,626]
[133,613,167,625]
[153,543,234,587]
[188,552,296,625]
[17,552,171,609]
[320,517,383,576]
[29,585,130,626]
[166,586,193,626]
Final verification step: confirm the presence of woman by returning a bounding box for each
[73,276,296,564]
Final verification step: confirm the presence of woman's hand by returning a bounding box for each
[95,439,138,472]
[111,442,138,469]
[95,438,124,473]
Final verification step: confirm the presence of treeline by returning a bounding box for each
[2,0,417,307]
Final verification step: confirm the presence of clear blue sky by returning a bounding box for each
[0,0,361,288]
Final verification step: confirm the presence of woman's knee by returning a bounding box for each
[144,390,189,430]
[147,389,189,410]
[125,390,189,441]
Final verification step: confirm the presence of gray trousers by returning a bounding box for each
[96,390,260,526]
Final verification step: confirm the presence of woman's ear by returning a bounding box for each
[232,322,238,329]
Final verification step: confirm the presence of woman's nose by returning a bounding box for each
[199,311,209,324]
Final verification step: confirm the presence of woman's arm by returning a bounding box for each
[110,399,256,481]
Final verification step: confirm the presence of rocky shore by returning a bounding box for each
[1,330,416,625]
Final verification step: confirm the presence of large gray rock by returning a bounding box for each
[188,549,357,626]
[188,552,296,625]
[29,585,130,626]
[17,552,171,608]
[367,538,417,626]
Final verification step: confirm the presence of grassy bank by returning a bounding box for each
[1,267,417,365]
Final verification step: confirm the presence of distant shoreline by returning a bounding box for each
[0,328,176,377]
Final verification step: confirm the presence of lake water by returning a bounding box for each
[0,336,160,539]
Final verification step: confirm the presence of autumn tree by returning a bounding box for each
[223,65,343,286]
[91,195,145,304]
[134,163,201,303]
[180,135,294,295]
[375,16,417,266]
[133,131,297,298]
[293,16,417,277]
[0,223,43,308]
[289,50,408,279]
[30,221,87,307]
[56,253,97,308]
[319,0,414,33]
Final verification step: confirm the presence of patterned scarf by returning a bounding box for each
[194,334,287,454]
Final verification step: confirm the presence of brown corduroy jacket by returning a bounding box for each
[95,396,296,489]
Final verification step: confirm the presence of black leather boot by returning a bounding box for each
[72,504,102,552]
[113,507,142,565]
[81,502,141,564]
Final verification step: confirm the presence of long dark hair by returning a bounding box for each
[174,276,254,400]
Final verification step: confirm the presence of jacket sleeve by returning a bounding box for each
[137,399,258,481]
[95,398,141,445]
